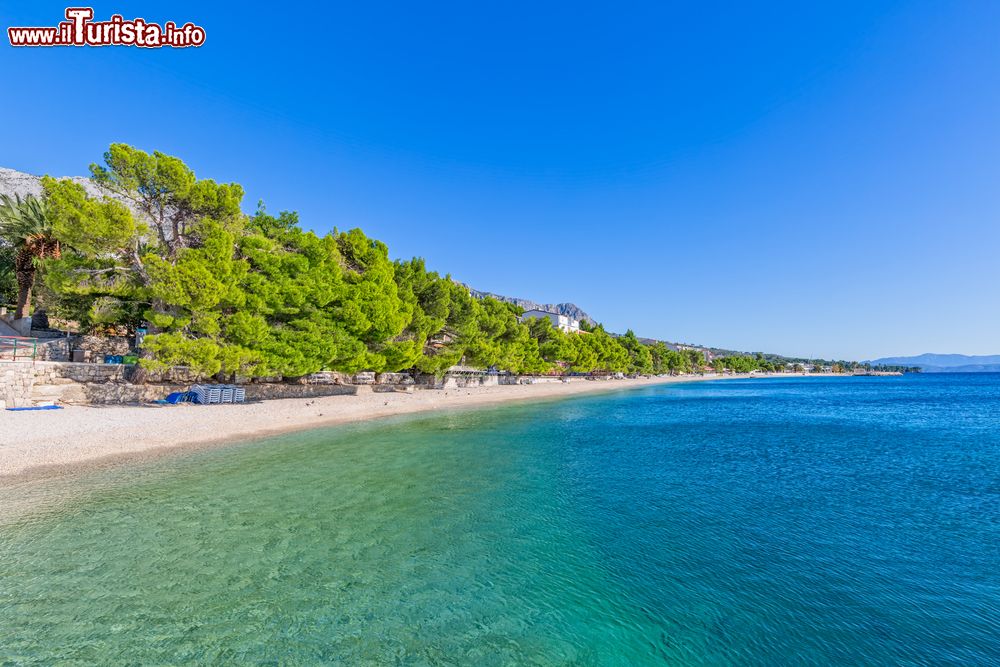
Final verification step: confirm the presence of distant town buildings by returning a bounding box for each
[521,309,581,334]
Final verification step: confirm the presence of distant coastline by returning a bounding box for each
[866,353,1000,373]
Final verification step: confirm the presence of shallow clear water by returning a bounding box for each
[1,375,999,665]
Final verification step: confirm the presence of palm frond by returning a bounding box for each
[0,193,51,236]
[0,193,59,260]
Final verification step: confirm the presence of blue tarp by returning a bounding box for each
[6,405,63,411]
[164,391,193,404]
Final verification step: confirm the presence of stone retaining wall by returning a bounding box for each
[49,377,362,405]
[49,382,189,406]
[3,360,533,407]
[0,364,35,408]
[376,372,415,385]
[299,371,348,385]
[36,361,127,384]
[34,335,133,362]
[242,383,359,401]
[33,338,71,362]
[1,361,366,406]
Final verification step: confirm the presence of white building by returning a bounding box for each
[521,309,581,334]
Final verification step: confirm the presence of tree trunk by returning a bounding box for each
[13,247,35,321]
[14,269,32,320]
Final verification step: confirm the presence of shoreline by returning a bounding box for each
[0,373,838,482]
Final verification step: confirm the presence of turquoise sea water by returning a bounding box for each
[1,375,999,665]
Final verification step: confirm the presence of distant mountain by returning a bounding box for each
[921,364,1000,373]
[0,166,136,213]
[866,353,1000,373]
[1,167,101,199]
[465,286,595,324]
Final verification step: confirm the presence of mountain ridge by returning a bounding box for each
[464,286,595,324]
[866,353,1000,373]
[0,166,108,200]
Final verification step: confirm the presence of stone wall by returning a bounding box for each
[79,335,132,357]
[299,371,349,385]
[372,383,415,394]
[0,360,367,406]
[0,364,35,408]
[41,382,188,406]
[351,371,377,385]
[67,379,360,405]
[35,361,126,383]
[142,366,203,385]
[376,372,415,385]
[34,335,132,362]
[27,381,363,406]
[34,337,71,362]
[2,359,531,407]
[242,383,359,401]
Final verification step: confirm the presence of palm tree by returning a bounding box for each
[0,194,60,320]
[0,243,16,306]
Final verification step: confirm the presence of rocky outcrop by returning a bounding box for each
[0,167,104,200]
[0,166,137,215]
[463,285,595,324]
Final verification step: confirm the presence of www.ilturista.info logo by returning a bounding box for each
[7,7,205,48]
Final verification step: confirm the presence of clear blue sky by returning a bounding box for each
[2,1,998,360]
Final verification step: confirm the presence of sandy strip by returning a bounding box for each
[0,373,814,480]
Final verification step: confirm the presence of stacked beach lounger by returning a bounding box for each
[190,384,246,405]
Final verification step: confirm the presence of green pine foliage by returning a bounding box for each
[33,144,748,379]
